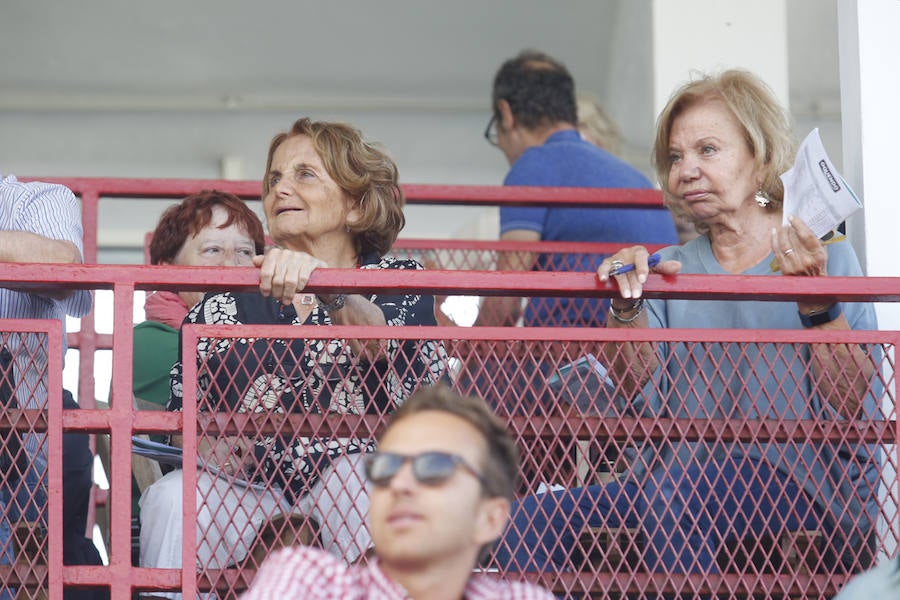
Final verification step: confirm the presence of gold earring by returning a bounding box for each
[755,189,771,208]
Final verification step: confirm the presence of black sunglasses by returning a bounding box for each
[483,113,499,147]
[365,451,488,488]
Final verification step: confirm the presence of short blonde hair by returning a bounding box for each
[576,94,623,156]
[263,118,405,257]
[652,70,796,227]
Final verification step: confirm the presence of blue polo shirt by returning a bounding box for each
[500,130,677,327]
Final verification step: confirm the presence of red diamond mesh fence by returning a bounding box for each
[139,324,899,599]
[0,325,65,600]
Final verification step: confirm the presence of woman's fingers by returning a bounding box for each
[257,248,279,297]
[597,246,679,299]
[597,246,646,281]
[654,259,682,275]
[788,215,820,252]
[258,248,324,305]
[598,246,648,299]
[773,217,828,276]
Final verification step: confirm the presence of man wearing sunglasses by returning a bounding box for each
[242,384,553,599]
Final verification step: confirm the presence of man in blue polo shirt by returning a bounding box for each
[476,50,677,329]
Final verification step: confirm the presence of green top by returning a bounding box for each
[131,319,179,514]
[132,320,179,408]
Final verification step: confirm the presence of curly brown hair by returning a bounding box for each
[262,118,405,257]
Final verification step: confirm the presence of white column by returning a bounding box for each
[838,0,900,561]
[838,0,900,288]
[652,0,789,111]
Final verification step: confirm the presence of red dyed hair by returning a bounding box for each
[149,190,265,265]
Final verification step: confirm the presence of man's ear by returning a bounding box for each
[497,99,516,131]
[473,496,511,547]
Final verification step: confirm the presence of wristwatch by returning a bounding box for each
[798,303,842,328]
[317,293,347,313]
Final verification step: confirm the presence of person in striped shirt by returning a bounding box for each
[0,174,92,594]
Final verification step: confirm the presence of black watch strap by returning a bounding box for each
[798,303,842,328]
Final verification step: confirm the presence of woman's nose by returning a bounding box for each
[676,156,700,181]
[274,177,292,197]
[220,249,242,267]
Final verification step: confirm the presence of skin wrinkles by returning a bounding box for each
[597,97,875,417]
[164,204,258,309]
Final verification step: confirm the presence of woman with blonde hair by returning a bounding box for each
[575,93,623,156]
[498,70,879,576]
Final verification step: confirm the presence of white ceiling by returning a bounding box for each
[1,0,842,261]
[1,0,623,109]
[0,0,840,128]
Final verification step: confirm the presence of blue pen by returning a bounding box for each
[609,252,661,276]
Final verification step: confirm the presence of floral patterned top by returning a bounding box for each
[168,254,449,502]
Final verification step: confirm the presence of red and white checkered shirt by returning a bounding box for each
[240,546,555,600]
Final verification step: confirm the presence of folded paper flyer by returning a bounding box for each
[780,128,862,239]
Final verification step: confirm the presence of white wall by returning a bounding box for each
[652,0,789,110]
[2,108,508,263]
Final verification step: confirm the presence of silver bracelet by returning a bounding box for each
[317,293,347,313]
[609,298,644,324]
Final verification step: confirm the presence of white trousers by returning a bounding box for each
[138,454,371,599]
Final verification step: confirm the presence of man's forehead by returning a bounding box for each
[380,410,485,454]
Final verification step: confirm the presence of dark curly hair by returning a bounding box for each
[491,49,577,129]
[149,190,265,265]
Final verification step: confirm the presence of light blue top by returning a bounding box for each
[639,233,880,548]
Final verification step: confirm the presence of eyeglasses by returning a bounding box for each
[484,113,499,147]
[364,451,488,488]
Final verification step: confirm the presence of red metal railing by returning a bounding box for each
[19,176,669,412]
[0,262,897,598]
[7,177,897,598]
[17,176,675,568]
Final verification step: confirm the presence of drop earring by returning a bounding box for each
[755,189,771,208]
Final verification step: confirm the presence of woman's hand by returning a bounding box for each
[597,245,681,300]
[253,247,327,306]
[595,246,679,397]
[772,216,831,315]
[771,216,827,278]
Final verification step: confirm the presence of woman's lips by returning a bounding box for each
[682,190,709,202]
[275,207,304,215]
